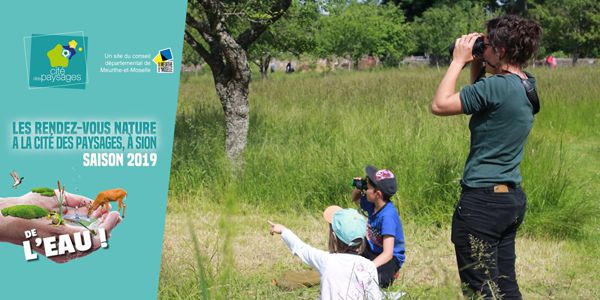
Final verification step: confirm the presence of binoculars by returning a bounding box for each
[448,36,485,58]
[352,178,368,190]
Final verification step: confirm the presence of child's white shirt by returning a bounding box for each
[281,229,383,300]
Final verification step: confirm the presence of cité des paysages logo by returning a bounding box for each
[26,33,88,89]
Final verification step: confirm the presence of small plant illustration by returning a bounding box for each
[53,180,66,226]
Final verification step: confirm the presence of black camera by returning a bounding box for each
[352,178,368,190]
[448,36,485,58]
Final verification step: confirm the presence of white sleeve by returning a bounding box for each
[281,229,329,272]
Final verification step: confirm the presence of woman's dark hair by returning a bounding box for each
[486,15,543,66]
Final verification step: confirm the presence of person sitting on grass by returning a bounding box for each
[352,165,405,288]
[268,206,382,300]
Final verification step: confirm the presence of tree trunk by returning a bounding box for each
[214,71,250,170]
[185,0,291,170]
[429,55,441,69]
[517,0,527,16]
[572,50,579,66]
[258,63,266,79]
[509,0,528,16]
[347,55,352,70]
[258,54,271,79]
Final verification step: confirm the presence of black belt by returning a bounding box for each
[461,183,519,193]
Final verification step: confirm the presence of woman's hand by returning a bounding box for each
[452,33,482,65]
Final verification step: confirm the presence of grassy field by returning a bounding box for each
[159,66,600,299]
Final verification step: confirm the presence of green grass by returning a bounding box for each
[170,66,600,237]
[31,187,55,197]
[1,204,48,219]
[159,204,600,299]
[161,66,600,299]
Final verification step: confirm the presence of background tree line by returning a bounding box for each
[184,0,600,70]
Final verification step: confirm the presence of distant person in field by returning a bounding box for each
[352,166,405,288]
[285,61,295,73]
[268,206,382,300]
[545,55,557,69]
[431,15,542,299]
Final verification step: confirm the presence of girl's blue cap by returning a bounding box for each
[323,206,367,246]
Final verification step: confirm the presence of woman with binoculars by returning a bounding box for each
[431,15,542,300]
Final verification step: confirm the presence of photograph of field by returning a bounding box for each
[158,65,600,299]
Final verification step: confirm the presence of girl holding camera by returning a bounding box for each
[431,15,542,299]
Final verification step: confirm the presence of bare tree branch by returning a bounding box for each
[198,0,223,31]
[186,11,227,71]
[236,0,292,50]
[190,0,246,76]
[186,0,292,75]
[204,4,245,76]
[184,30,211,62]
[186,13,216,45]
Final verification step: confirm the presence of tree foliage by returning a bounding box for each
[252,0,320,57]
[316,1,415,66]
[248,0,321,77]
[182,0,600,70]
[414,2,490,64]
[382,0,451,21]
[531,0,600,63]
